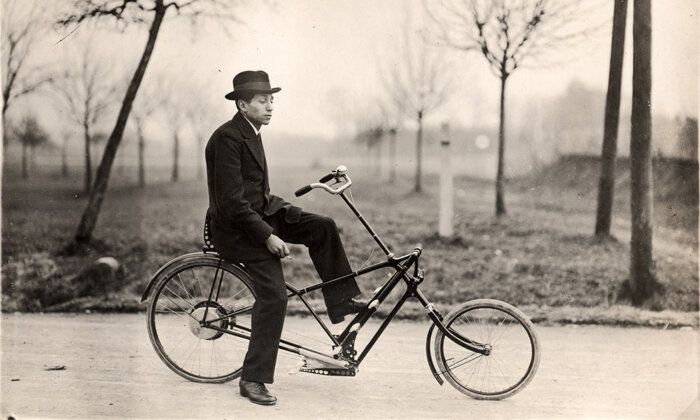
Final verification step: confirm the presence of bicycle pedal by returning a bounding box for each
[299,367,356,377]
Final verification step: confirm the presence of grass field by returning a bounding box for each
[1,156,698,317]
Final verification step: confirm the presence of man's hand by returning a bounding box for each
[265,234,290,258]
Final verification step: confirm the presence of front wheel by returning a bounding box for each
[434,299,540,400]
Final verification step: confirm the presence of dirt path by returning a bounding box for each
[1,313,698,419]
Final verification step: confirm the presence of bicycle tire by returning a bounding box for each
[433,299,540,400]
[146,253,256,383]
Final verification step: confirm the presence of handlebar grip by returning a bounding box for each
[295,185,312,197]
[319,173,334,183]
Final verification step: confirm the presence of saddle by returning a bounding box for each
[203,211,216,253]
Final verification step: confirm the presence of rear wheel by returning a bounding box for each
[434,299,540,400]
[146,254,256,383]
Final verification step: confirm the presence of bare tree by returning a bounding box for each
[169,109,183,182]
[384,14,452,193]
[353,116,385,176]
[57,0,246,245]
[61,130,72,177]
[677,117,698,160]
[627,0,660,304]
[130,79,163,187]
[158,77,188,183]
[1,0,53,141]
[379,100,403,184]
[54,38,116,194]
[12,113,50,179]
[427,0,601,215]
[595,0,628,237]
[184,80,219,181]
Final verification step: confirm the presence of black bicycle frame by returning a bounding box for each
[198,189,488,367]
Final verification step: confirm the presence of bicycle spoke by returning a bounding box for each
[219,288,253,309]
[490,316,515,347]
[446,353,483,370]
[155,303,188,319]
[163,285,196,315]
[164,330,195,364]
[467,354,485,390]
[174,273,194,302]
[191,267,205,298]
[489,352,514,392]
[210,341,219,378]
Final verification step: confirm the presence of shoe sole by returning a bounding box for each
[240,389,277,406]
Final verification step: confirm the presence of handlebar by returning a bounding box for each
[318,173,335,183]
[293,164,393,257]
[294,165,352,197]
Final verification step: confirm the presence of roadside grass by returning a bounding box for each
[1,159,698,323]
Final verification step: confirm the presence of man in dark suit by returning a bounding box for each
[205,70,363,405]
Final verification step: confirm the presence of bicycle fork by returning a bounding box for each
[417,292,490,386]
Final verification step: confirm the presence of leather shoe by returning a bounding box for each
[327,298,367,324]
[239,379,277,405]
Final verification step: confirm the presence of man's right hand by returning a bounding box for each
[265,234,290,258]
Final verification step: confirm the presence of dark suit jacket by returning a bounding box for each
[205,112,300,262]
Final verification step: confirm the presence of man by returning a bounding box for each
[205,70,364,406]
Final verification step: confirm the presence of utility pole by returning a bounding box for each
[439,122,454,237]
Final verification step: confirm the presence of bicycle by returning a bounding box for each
[141,165,541,400]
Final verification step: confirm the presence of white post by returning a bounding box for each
[439,122,454,237]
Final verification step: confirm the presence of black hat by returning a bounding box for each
[225,70,281,101]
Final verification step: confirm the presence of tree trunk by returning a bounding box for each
[595,0,628,237]
[495,75,508,216]
[137,119,145,188]
[2,103,8,146]
[21,141,28,179]
[74,2,166,244]
[62,135,69,177]
[171,131,179,182]
[414,111,423,193]
[84,123,92,194]
[389,128,397,184]
[365,141,372,174]
[29,145,35,173]
[376,136,382,178]
[629,0,656,304]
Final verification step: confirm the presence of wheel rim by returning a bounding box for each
[148,262,255,382]
[439,305,537,397]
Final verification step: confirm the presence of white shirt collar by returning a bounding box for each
[242,114,260,136]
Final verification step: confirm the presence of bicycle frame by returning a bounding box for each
[197,188,489,369]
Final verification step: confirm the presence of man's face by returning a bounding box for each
[240,93,274,127]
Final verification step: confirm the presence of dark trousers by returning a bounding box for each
[240,210,360,383]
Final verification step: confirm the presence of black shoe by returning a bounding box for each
[239,379,277,405]
[327,298,366,324]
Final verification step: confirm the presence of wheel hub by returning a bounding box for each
[188,303,229,340]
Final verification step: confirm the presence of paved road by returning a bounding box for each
[1,313,698,419]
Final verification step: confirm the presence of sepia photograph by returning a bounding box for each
[1,0,698,418]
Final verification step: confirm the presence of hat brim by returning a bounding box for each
[225,87,281,101]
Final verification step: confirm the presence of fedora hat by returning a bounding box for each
[225,70,281,101]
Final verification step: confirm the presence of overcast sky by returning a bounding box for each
[10,0,700,139]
